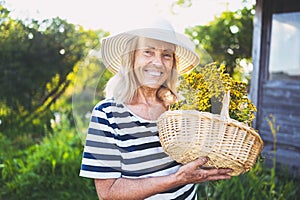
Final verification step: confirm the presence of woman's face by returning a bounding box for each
[133,37,175,89]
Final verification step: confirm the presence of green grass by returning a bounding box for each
[196,158,300,200]
[0,120,97,200]
[1,115,299,200]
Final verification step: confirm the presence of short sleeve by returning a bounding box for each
[79,102,122,179]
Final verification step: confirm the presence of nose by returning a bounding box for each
[152,53,163,66]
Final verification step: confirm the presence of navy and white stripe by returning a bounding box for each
[80,98,197,199]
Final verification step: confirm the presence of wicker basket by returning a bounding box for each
[157,91,263,176]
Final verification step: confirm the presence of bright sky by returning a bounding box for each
[5,0,253,34]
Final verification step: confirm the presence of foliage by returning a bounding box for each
[0,5,103,137]
[0,115,97,200]
[196,158,300,200]
[185,6,254,81]
[170,63,256,125]
[0,4,110,199]
[1,123,299,200]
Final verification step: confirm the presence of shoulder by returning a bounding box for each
[93,98,124,113]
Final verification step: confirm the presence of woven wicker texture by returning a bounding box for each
[157,91,264,176]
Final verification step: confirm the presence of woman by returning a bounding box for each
[80,18,232,200]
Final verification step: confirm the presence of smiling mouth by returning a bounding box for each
[145,70,163,77]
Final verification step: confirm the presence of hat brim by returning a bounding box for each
[101,28,200,75]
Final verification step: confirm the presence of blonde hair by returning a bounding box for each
[105,36,179,104]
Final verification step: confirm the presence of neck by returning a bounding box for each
[133,86,158,105]
[127,86,166,120]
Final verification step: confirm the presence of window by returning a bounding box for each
[269,12,300,80]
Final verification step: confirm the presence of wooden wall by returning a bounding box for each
[251,0,300,177]
[258,81,300,177]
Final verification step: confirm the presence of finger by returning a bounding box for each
[195,156,208,166]
[206,174,232,181]
[197,168,232,182]
[183,157,208,170]
[205,168,233,176]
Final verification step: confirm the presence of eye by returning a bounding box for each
[163,53,173,60]
[143,49,153,56]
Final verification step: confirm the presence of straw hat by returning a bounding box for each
[101,18,200,75]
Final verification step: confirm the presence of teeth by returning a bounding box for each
[146,70,162,76]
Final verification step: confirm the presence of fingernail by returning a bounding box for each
[202,157,208,162]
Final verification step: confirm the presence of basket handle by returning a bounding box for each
[220,90,230,121]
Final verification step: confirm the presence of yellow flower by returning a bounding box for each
[170,63,257,125]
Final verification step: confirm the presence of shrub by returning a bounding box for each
[0,117,97,200]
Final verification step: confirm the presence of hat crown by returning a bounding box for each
[126,18,176,35]
[101,18,201,74]
[146,18,175,32]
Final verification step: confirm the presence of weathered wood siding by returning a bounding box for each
[258,80,300,177]
[251,0,300,177]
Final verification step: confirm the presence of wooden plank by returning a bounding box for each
[260,123,300,135]
[263,80,300,91]
[261,101,300,111]
[249,0,263,122]
[263,145,300,164]
[262,83,300,108]
[263,90,300,102]
[260,112,300,126]
[260,103,300,115]
[262,146,300,177]
[259,129,300,148]
[260,111,300,129]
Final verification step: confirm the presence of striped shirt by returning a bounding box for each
[80,98,197,199]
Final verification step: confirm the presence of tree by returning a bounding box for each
[0,5,102,136]
[185,6,254,81]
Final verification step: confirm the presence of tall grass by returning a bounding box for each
[0,115,97,200]
[1,114,299,199]
[197,158,299,200]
